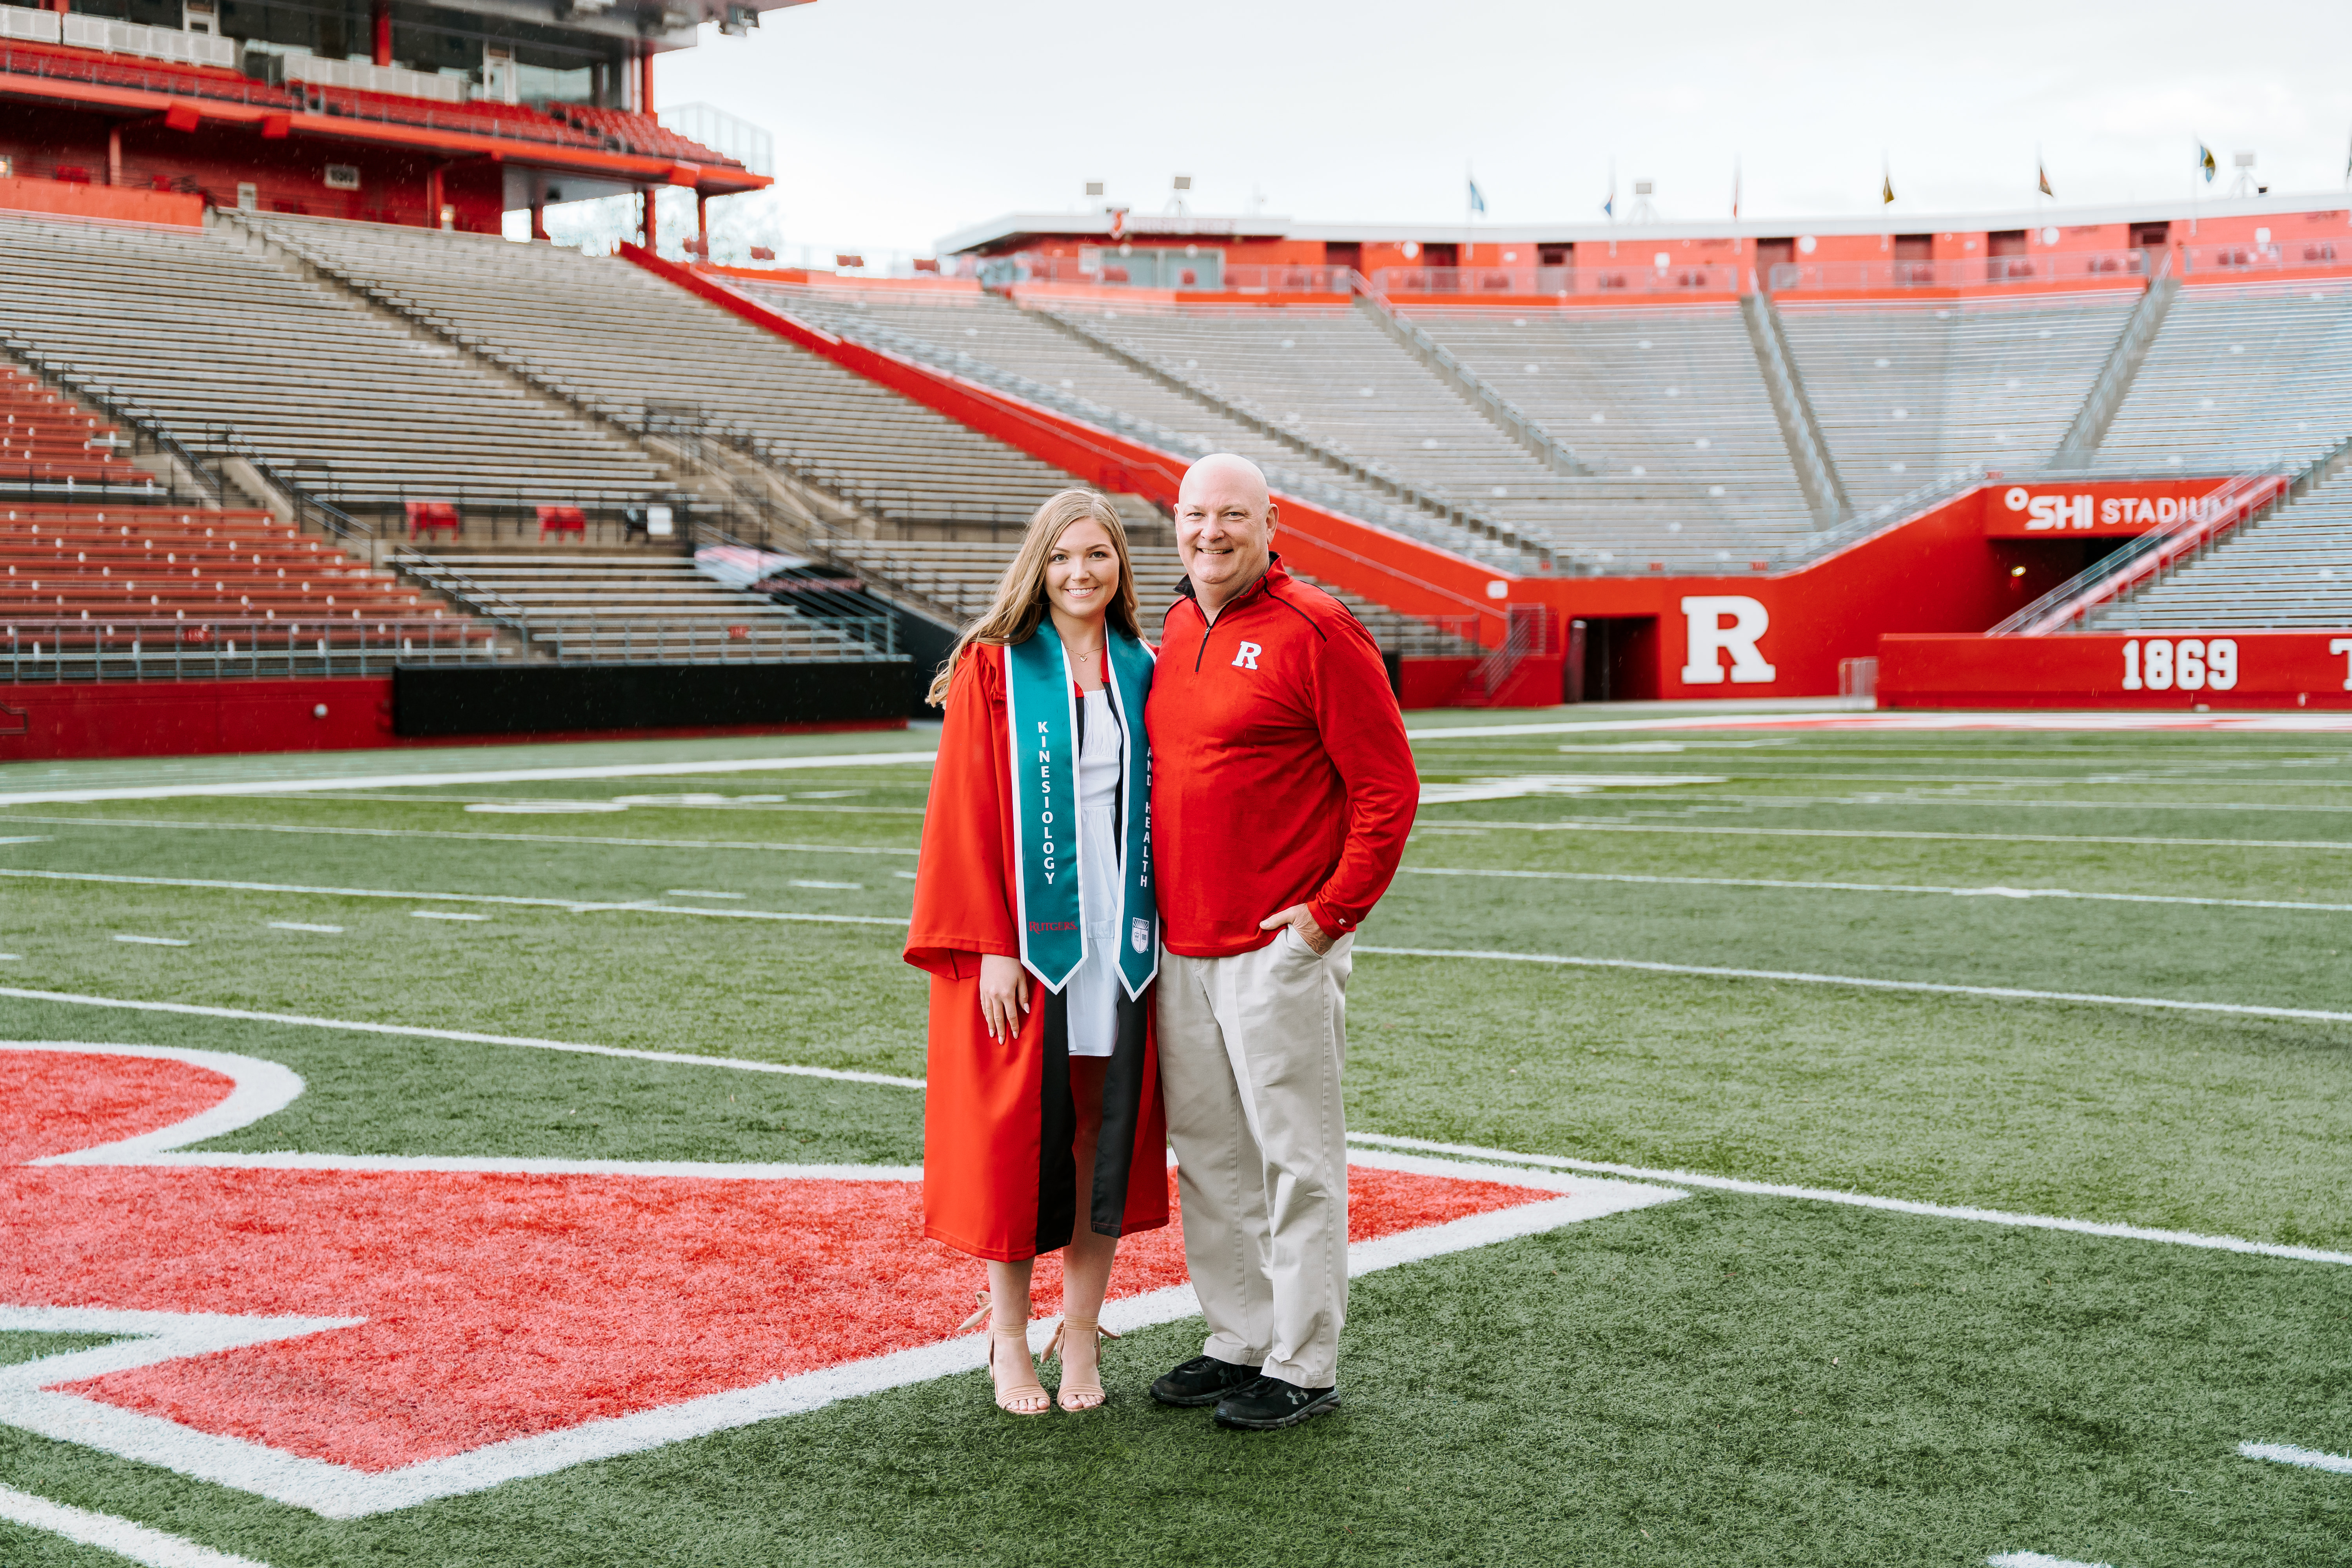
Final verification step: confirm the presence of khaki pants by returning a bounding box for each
[1157,928,1352,1388]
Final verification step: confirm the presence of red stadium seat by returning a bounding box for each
[536,505,587,539]
[405,501,461,539]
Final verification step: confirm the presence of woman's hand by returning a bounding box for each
[978,954,1032,1042]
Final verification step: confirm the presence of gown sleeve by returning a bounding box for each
[904,642,1018,980]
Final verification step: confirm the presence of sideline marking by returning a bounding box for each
[1422,818,2352,854]
[0,867,908,928]
[1987,1554,2113,1568]
[0,988,927,1088]
[1400,865,2352,913]
[1356,944,2352,1029]
[0,751,939,809]
[0,1479,272,1568]
[1348,1132,2352,1268]
[0,814,922,856]
[2239,1440,2352,1474]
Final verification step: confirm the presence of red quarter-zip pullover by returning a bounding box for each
[1146,557,1419,957]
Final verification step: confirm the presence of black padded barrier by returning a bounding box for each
[392,661,909,739]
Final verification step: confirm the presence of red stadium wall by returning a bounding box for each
[0,679,908,761]
[0,678,396,759]
[0,104,506,230]
[1879,632,2352,710]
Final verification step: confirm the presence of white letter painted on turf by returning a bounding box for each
[1679,596,1776,686]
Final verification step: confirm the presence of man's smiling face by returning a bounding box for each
[1176,456,1277,615]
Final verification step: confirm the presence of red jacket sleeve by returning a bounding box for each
[1305,613,1419,935]
[904,644,1018,980]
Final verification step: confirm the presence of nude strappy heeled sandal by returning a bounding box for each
[959,1289,1050,1417]
[1043,1318,1120,1412]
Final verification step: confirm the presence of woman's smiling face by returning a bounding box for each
[1045,518,1121,626]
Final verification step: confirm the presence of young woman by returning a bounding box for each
[904,489,1166,1416]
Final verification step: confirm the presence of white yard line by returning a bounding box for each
[1354,944,2352,1028]
[0,988,926,1087]
[0,814,920,856]
[2238,1441,2352,1474]
[1986,1553,2114,1568]
[1421,818,2352,853]
[0,1480,272,1568]
[112,935,191,947]
[1347,1132,2352,1267]
[0,751,939,809]
[0,867,907,928]
[1399,866,2352,913]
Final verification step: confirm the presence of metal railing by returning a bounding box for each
[0,41,299,109]
[0,334,225,508]
[2177,243,2352,279]
[1354,291,1586,486]
[0,617,499,682]
[1988,464,2290,636]
[1767,250,2150,294]
[1376,263,1743,297]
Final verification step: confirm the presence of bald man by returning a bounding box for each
[1143,453,1419,1429]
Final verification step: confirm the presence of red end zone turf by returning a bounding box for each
[2,1050,1569,1476]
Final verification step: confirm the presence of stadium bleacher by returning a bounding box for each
[549,106,737,166]
[2082,467,2352,630]
[392,548,899,661]
[1407,303,1815,547]
[2086,277,2352,475]
[243,214,1104,536]
[750,283,1532,569]
[0,36,296,110]
[1778,292,2140,506]
[0,211,664,521]
[301,85,606,151]
[0,366,153,486]
[1027,301,1800,570]
[2,505,446,624]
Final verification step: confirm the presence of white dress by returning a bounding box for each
[1065,685,1123,1058]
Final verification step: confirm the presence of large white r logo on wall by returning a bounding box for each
[1679,596,1777,685]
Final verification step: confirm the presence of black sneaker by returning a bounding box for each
[1149,1355,1261,1408]
[1213,1376,1340,1430]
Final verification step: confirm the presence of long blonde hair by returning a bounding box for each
[924,489,1141,707]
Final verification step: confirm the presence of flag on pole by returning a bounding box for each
[1468,178,1486,216]
[2199,143,2218,183]
[1881,170,1895,205]
[1602,167,1615,221]
[2038,160,2054,198]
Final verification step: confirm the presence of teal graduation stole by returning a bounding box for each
[1004,619,1158,997]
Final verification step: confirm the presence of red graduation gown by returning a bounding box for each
[904,641,1169,1263]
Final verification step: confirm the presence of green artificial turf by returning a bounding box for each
[0,1198,2343,1567]
[1,722,2349,1566]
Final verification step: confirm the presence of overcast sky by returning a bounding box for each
[654,0,2352,258]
